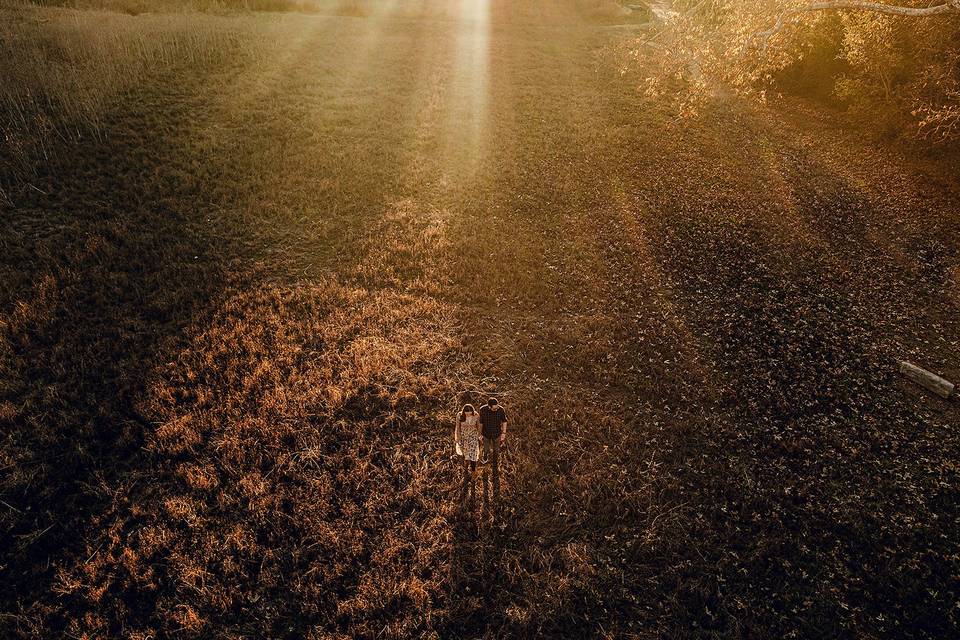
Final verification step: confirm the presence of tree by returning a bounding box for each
[629,1,960,142]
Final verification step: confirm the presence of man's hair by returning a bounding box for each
[487,397,498,407]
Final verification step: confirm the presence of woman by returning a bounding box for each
[454,403,481,506]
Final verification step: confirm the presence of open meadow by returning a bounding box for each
[1,0,958,637]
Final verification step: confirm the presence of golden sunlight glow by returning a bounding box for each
[451,0,490,165]
[10,1,958,636]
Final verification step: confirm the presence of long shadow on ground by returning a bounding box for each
[0,78,236,633]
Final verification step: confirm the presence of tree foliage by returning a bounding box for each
[631,1,960,142]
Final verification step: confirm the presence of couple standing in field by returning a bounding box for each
[454,397,508,511]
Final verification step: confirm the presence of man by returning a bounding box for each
[478,397,508,507]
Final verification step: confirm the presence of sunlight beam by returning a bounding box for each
[451,0,491,168]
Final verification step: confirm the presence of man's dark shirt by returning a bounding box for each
[479,405,507,439]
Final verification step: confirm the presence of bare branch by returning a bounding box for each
[756,1,960,50]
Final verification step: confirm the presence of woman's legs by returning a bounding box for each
[467,460,477,505]
[460,458,471,504]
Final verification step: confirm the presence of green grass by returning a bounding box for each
[1,2,958,638]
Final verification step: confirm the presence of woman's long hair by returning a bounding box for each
[459,403,475,422]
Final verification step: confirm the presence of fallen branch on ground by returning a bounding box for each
[897,360,956,399]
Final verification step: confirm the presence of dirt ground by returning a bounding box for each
[1,2,958,638]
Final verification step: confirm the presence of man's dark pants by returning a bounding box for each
[482,437,500,505]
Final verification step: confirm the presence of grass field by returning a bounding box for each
[1,1,958,637]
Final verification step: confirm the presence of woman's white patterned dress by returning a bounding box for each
[457,413,480,462]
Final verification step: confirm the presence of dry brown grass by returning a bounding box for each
[24,0,341,15]
[1,2,958,638]
[0,4,272,192]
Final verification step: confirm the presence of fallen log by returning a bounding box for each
[897,360,955,399]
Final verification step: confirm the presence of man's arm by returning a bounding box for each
[500,411,508,442]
